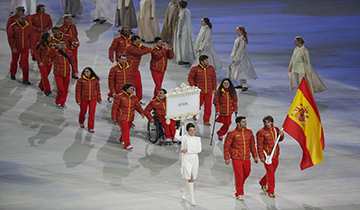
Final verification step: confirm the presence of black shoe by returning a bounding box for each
[100,19,106,24]
[32,57,36,61]
[23,80,31,85]
[235,85,242,89]
[10,75,16,80]
[40,87,44,91]
[71,14,76,17]
[72,76,79,79]
[93,18,101,22]
[107,97,113,103]
[139,101,146,105]
[45,91,52,96]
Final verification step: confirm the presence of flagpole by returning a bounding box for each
[264,128,284,165]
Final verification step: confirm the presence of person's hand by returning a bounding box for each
[112,93,116,97]
[39,62,44,67]
[112,119,117,123]
[124,6,129,10]
[168,44,172,49]
[260,157,265,163]
[29,49,33,54]
[110,58,114,63]
[254,158,259,164]
[150,119,154,123]
[181,148,187,153]
[225,159,230,165]
[77,102,80,106]
[12,48,18,53]
[279,131,284,136]
[216,112,220,116]
[44,27,49,32]
[98,101,101,104]
[141,113,145,118]
[212,90,216,94]
[151,44,156,50]
[37,28,42,32]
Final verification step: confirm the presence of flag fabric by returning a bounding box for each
[283,78,325,170]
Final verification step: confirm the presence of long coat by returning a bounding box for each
[115,0,138,29]
[160,2,179,46]
[138,0,160,42]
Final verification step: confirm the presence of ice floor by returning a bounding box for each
[0,0,359,209]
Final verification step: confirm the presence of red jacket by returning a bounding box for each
[109,35,132,62]
[224,126,258,161]
[7,20,33,50]
[144,96,167,121]
[48,48,77,77]
[150,46,174,72]
[75,76,102,103]
[51,33,78,50]
[256,126,284,159]
[213,88,238,116]
[188,64,217,94]
[6,14,31,31]
[125,42,152,70]
[108,62,133,95]
[35,43,52,66]
[111,91,144,122]
[30,12,53,40]
[59,22,79,49]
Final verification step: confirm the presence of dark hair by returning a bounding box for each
[295,36,305,44]
[218,78,236,99]
[158,89,167,94]
[119,54,127,59]
[186,123,195,131]
[82,67,100,81]
[235,116,246,124]
[51,26,60,32]
[262,115,274,124]
[154,37,162,43]
[178,0,188,8]
[36,32,50,51]
[199,55,209,62]
[120,26,131,35]
[36,4,45,13]
[203,17,212,29]
[59,39,66,43]
[122,83,134,91]
[131,35,140,42]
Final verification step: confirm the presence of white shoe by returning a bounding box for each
[165,138,171,142]
[236,195,244,201]
[188,182,196,206]
[89,129,94,133]
[125,145,133,150]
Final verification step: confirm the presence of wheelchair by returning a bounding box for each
[147,112,181,145]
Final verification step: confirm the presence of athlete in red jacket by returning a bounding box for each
[144,89,177,142]
[224,116,258,201]
[188,55,217,125]
[214,78,238,140]
[125,35,155,103]
[35,32,53,95]
[7,14,33,84]
[256,115,284,198]
[30,4,52,57]
[112,83,144,150]
[109,26,132,63]
[108,54,133,100]
[150,37,174,98]
[6,6,31,31]
[75,67,102,133]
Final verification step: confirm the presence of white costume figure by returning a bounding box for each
[173,6,195,64]
[115,0,138,29]
[192,21,222,70]
[138,0,160,42]
[94,0,112,21]
[175,123,202,206]
[10,0,36,15]
[61,0,83,16]
[160,0,179,46]
[227,29,257,90]
[288,37,327,95]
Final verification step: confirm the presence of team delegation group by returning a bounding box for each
[6,0,327,205]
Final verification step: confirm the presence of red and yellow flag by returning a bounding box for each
[283,78,325,170]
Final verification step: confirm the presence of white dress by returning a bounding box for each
[191,25,222,70]
[115,0,138,28]
[61,0,83,15]
[94,0,112,20]
[227,35,257,80]
[175,129,202,180]
[173,8,195,63]
[138,0,160,42]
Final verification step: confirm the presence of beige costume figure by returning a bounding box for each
[138,0,160,42]
[288,36,327,95]
[61,0,83,16]
[160,0,179,46]
[115,0,138,28]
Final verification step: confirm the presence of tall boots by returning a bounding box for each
[181,182,196,206]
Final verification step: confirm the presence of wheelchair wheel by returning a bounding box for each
[147,120,159,143]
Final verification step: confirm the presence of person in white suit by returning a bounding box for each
[138,0,160,42]
[175,122,202,206]
[10,0,36,15]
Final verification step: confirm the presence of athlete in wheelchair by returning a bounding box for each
[144,89,180,145]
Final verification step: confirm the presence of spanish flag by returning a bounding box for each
[283,78,325,170]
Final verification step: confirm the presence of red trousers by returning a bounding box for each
[259,156,279,194]
[71,48,78,77]
[119,121,133,148]
[232,159,251,196]
[158,117,176,139]
[133,70,142,101]
[216,115,232,137]
[38,65,52,93]
[10,48,30,81]
[200,93,212,123]
[54,75,70,105]
[151,71,165,99]
[31,39,39,57]
[79,100,97,130]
